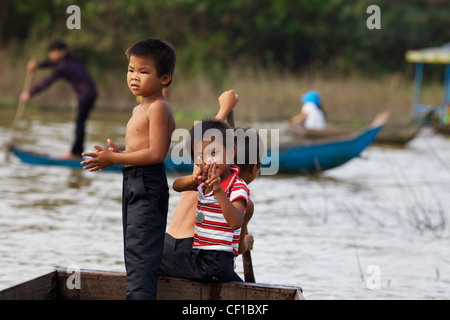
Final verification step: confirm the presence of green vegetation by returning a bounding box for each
[1,0,448,124]
[2,0,449,78]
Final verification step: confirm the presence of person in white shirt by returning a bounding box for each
[289,90,326,130]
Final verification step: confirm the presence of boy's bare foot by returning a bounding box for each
[58,152,82,160]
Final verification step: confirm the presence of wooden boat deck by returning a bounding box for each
[0,268,304,300]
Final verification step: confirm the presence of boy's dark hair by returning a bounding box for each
[188,119,231,161]
[49,39,67,51]
[125,38,176,87]
[234,127,264,173]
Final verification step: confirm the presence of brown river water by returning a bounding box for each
[1,109,449,299]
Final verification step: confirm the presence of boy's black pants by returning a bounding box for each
[71,97,96,156]
[159,249,236,282]
[122,164,169,300]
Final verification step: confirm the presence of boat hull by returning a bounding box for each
[269,125,382,174]
[0,268,304,300]
[10,148,124,172]
[10,112,386,175]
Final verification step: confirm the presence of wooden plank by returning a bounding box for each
[57,269,126,300]
[0,271,59,300]
[156,276,303,300]
[56,269,303,300]
[1,268,304,300]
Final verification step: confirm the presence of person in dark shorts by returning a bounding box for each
[20,40,97,159]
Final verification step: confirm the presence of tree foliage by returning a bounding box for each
[1,0,449,79]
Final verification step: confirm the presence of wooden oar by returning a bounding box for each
[226,110,235,128]
[5,68,33,159]
[225,109,256,283]
[242,230,256,282]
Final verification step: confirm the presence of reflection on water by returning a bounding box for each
[1,110,449,299]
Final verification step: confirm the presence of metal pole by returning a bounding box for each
[442,64,450,123]
[413,63,424,113]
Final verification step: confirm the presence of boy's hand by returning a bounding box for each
[245,234,254,251]
[205,160,221,192]
[26,60,38,72]
[20,92,30,103]
[216,89,239,121]
[81,140,118,171]
[106,139,120,152]
[192,156,208,183]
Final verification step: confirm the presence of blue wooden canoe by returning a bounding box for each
[10,112,388,174]
[164,111,389,174]
[271,113,386,173]
[10,148,125,172]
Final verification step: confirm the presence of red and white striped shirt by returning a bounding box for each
[193,165,250,256]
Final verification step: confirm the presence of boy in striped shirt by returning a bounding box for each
[163,90,239,254]
[159,119,250,282]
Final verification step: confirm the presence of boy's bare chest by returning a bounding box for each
[126,109,149,134]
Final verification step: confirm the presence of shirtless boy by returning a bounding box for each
[81,38,176,300]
